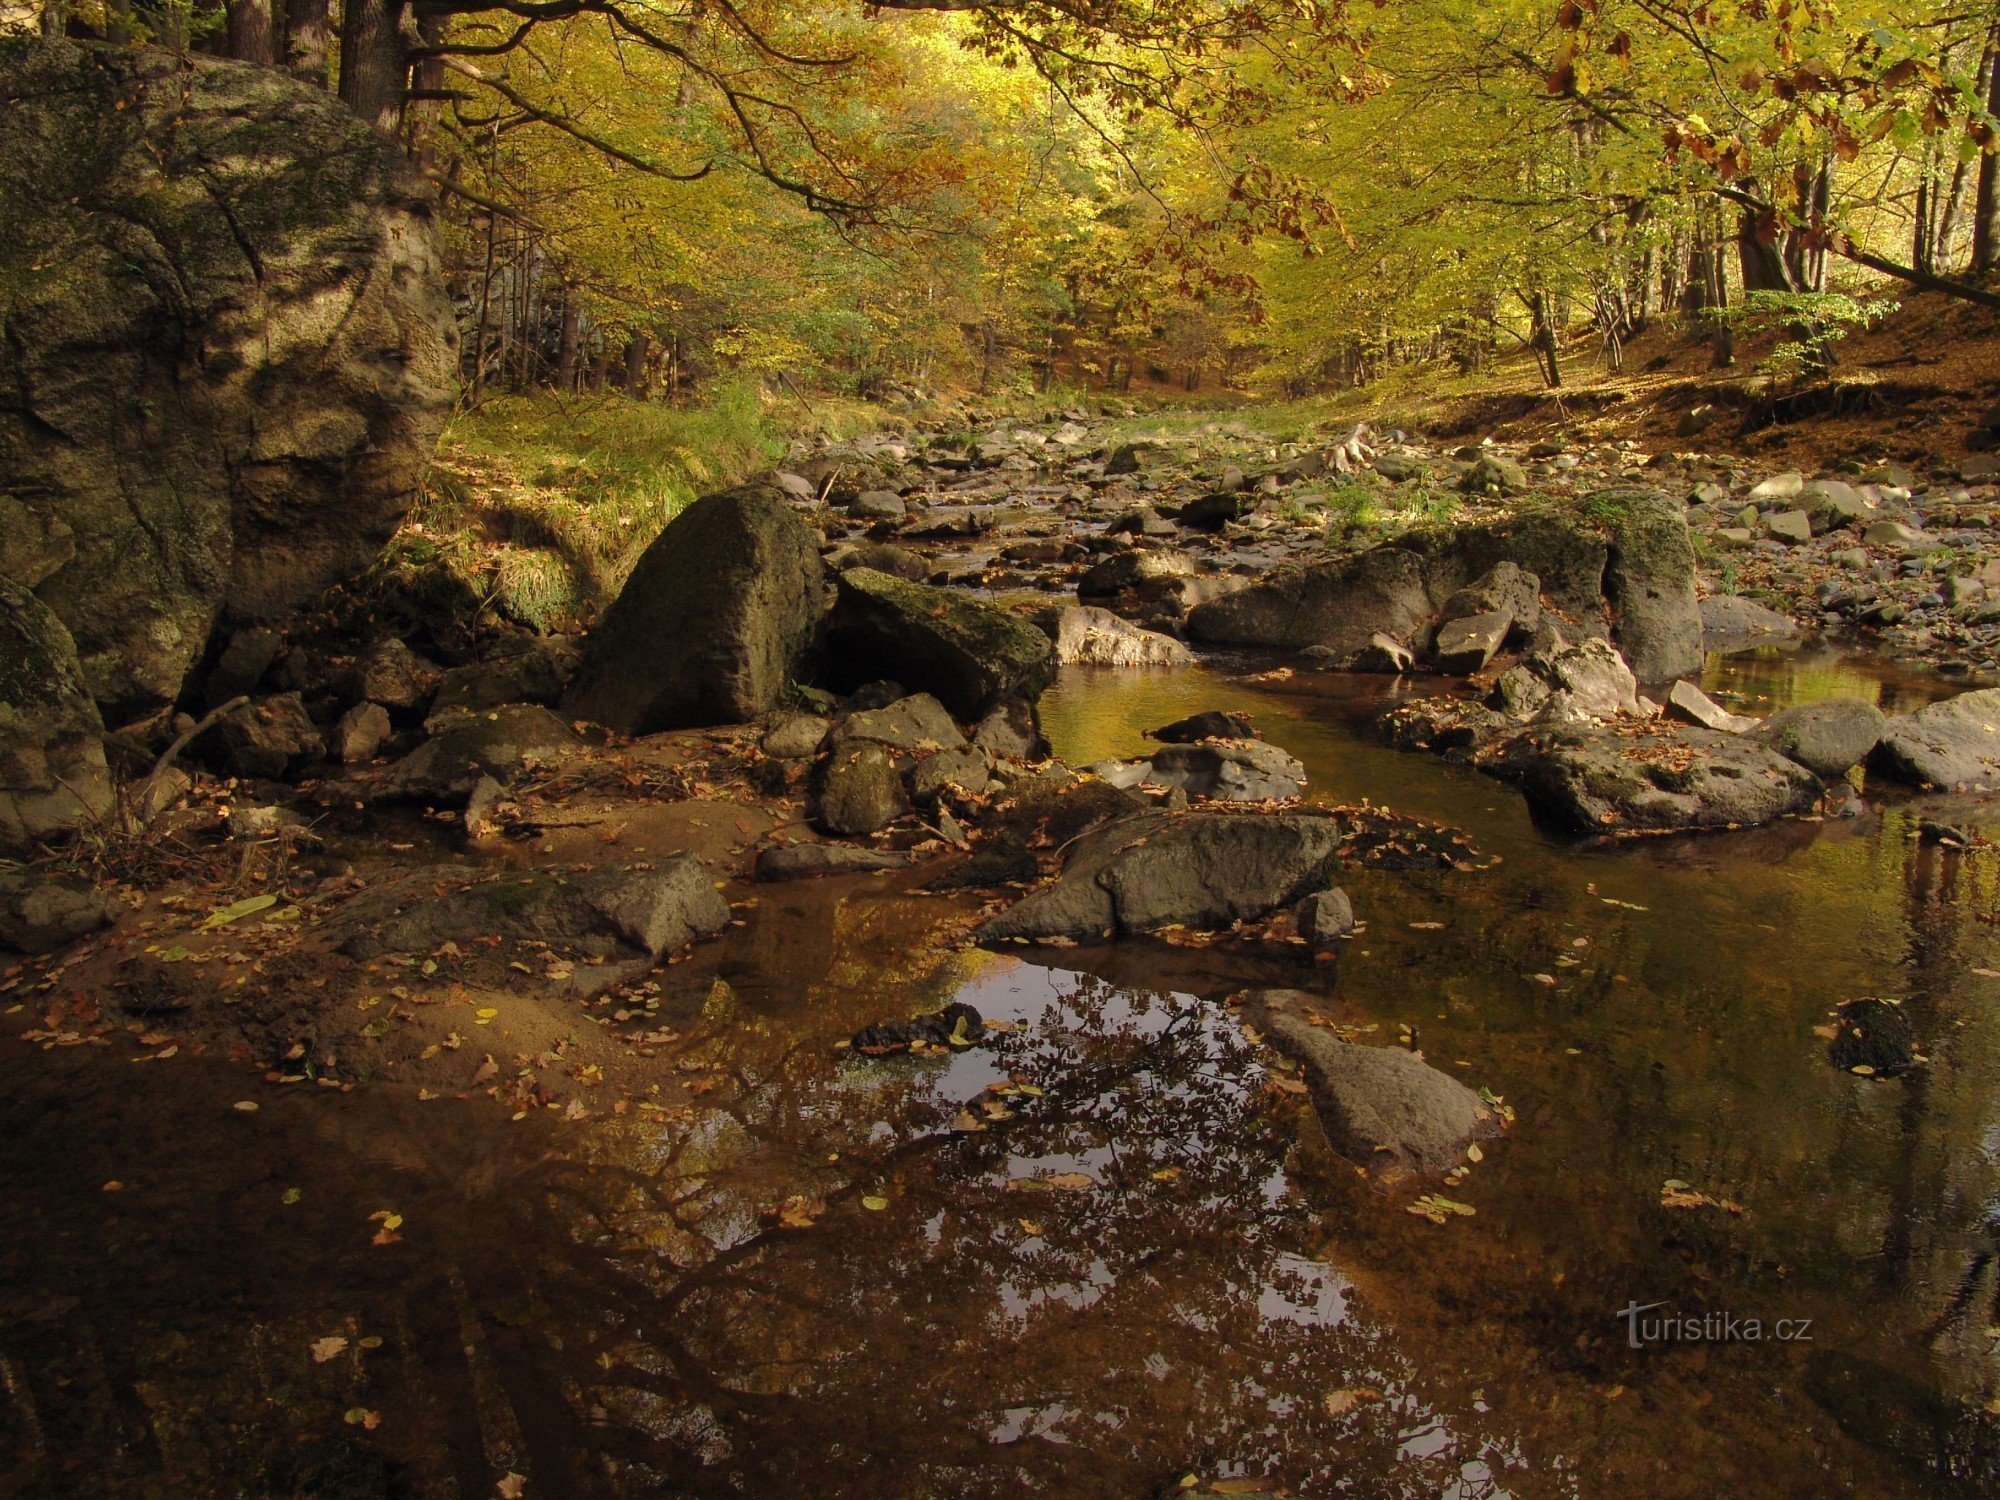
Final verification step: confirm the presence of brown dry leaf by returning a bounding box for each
[772,1194,825,1230]
[496,1476,527,1499]
[310,1335,348,1363]
[1324,1388,1382,1418]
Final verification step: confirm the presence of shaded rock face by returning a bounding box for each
[1097,740,1307,803]
[0,577,113,854]
[978,809,1345,940]
[1872,689,2000,789]
[1184,548,1433,656]
[564,485,825,733]
[825,568,1055,719]
[1604,490,1703,681]
[811,741,909,835]
[0,42,457,716]
[1754,698,1885,779]
[1517,722,1823,834]
[1402,508,1608,618]
[1242,990,1501,1178]
[329,858,728,967]
[0,870,114,953]
[374,704,581,803]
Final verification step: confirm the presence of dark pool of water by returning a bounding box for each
[5,645,2000,1497]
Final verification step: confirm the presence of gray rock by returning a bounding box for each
[356,638,441,713]
[972,697,1050,761]
[1863,520,1930,550]
[906,745,991,802]
[1748,472,1804,504]
[824,541,930,582]
[1402,509,1608,618]
[1048,606,1194,667]
[812,741,909,834]
[1432,611,1510,675]
[1076,548,1200,598]
[761,714,831,759]
[978,809,1345,940]
[208,694,324,779]
[1352,636,1416,676]
[1604,490,1703,681]
[1766,509,1813,544]
[1141,740,1307,802]
[204,628,284,708]
[1666,680,1753,734]
[1184,548,1433,657]
[1438,561,1540,633]
[332,702,393,764]
[425,635,579,730]
[849,489,907,519]
[826,569,1055,719]
[757,844,911,880]
[1460,453,1527,494]
[1517,722,1822,834]
[1104,441,1161,475]
[1754,699,1886,779]
[829,694,965,754]
[1294,887,1354,946]
[1533,638,1639,720]
[0,42,456,717]
[1700,595,1797,650]
[0,578,113,854]
[1242,989,1502,1177]
[1872,689,2000,789]
[375,703,581,802]
[565,485,826,733]
[331,857,728,965]
[0,871,114,953]
[1491,664,1552,721]
[772,471,818,501]
[1798,479,1873,531]
[1148,711,1258,744]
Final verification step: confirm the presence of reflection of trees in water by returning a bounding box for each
[516,972,1529,1496]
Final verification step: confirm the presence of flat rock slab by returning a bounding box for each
[756,844,910,880]
[978,809,1345,941]
[1700,595,1798,650]
[1048,606,1194,667]
[1138,740,1307,802]
[1753,698,1885,779]
[1873,688,2000,789]
[826,568,1055,719]
[1242,990,1502,1178]
[328,857,729,969]
[373,704,582,803]
[1516,721,1822,834]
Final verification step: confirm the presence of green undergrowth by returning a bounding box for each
[360,384,882,636]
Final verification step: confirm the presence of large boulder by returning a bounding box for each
[1517,722,1822,834]
[1242,990,1503,1178]
[1873,689,2000,789]
[1754,699,1886,779]
[564,485,825,733]
[1402,507,1607,617]
[373,703,581,803]
[0,42,457,716]
[1700,594,1798,651]
[978,809,1345,941]
[0,870,114,953]
[825,569,1055,719]
[1046,606,1194,667]
[1184,548,1432,656]
[1604,489,1703,681]
[0,577,113,854]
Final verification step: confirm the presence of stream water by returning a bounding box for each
[5,646,2000,1497]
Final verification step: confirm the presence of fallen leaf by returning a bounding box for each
[202,894,277,930]
[310,1336,348,1363]
[1324,1387,1382,1418]
[861,1195,889,1211]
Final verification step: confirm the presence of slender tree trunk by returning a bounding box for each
[104,0,131,43]
[226,0,275,64]
[337,0,408,135]
[284,0,330,82]
[1939,153,1973,271]
[1529,290,1561,388]
[623,333,650,397]
[1975,25,2000,276]
[1915,152,1935,276]
[556,294,580,392]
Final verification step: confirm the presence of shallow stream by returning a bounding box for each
[5,646,2000,1497]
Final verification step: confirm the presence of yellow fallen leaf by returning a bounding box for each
[310,1336,348,1363]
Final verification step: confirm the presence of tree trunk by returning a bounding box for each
[1975,26,2000,276]
[337,0,408,135]
[226,0,275,64]
[623,333,650,397]
[1736,189,1797,292]
[284,0,330,83]
[556,295,580,392]
[1529,290,1561,388]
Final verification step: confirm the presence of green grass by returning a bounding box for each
[371,381,886,635]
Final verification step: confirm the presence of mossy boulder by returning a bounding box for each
[0,577,113,854]
[825,569,1055,719]
[1600,488,1703,681]
[565,485,826,733]
[0,41,457,717]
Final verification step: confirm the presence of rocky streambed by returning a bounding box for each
[9,405,2000,1496]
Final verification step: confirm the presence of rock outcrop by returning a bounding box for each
[1517,721,1823,834]
[0,577,113,853]
[825,568,1056,718]
[0,42,457,715]
[1872,688,2000,789]
[564,485,826,733]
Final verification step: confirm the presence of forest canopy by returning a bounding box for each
[40,0,2000,398]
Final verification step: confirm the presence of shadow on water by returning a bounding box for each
[6,647,2000,1495]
